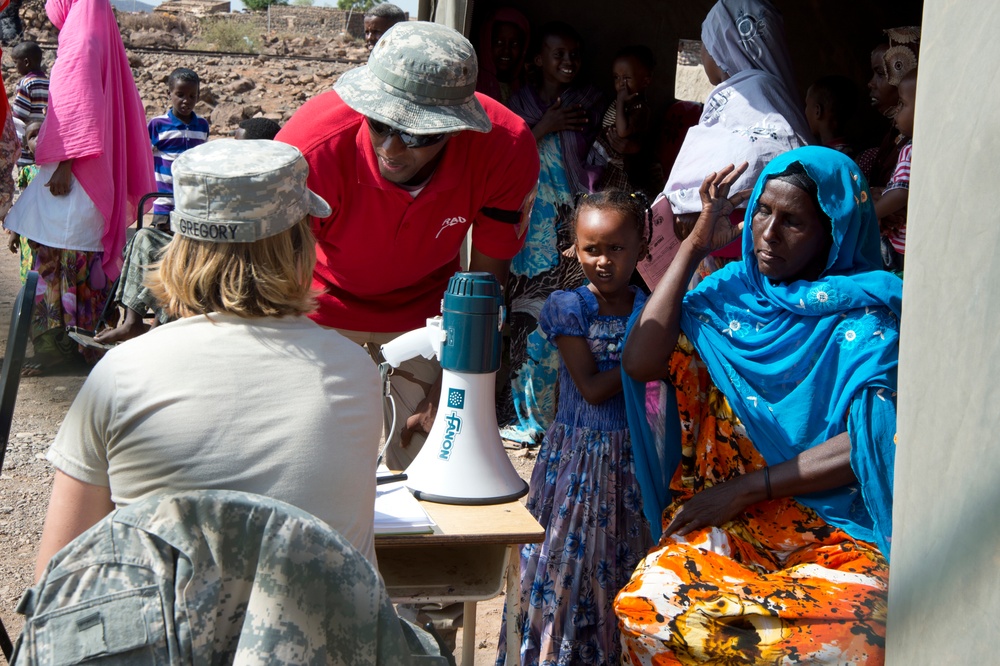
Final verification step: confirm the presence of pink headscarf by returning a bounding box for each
[34,0,155,281]
[476,8,530,103]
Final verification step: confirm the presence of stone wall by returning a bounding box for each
[1,0,370,137]
[11,0,366,45]
[215,6,365,40]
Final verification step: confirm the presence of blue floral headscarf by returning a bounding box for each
[626,146,902,556]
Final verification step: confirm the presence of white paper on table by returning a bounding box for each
[374,468,436,535]
[636,194,682,291]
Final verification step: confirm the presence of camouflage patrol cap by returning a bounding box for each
[334,21,491,135]
[169,139,331,243]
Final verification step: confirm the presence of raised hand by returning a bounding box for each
[685,163,752,255]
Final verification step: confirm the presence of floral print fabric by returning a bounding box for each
[498,131,584,443]
[615,337,889,665]
[0,110,20,219]
[26,242,110,363]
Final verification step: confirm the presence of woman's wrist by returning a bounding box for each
[678,236,712,267]
[737,467,772,506]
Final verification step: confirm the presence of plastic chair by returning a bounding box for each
[93,192,167,332]
[0,270,38,662]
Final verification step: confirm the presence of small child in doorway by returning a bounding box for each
[10,41,48,173]
[804,74,859,157]
[588,45,661,197]
[148,67,209,230]
[498,190,653,665]
[874,68,916,274]
[501,21,605,445]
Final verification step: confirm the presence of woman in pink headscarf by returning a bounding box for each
[3,0,155,375]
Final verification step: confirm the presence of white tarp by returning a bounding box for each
[887,1,1000,662]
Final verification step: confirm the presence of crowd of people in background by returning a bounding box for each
[470,1,910,663]
[0,0,912,663]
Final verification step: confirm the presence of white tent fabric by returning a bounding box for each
[887,1,1000,663]
[420,0,470,34]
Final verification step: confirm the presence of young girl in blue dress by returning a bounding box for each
[498,190,653,665]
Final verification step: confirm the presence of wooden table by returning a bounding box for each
[375,499,544,666]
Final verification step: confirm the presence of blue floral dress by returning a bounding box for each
[498,286,652,666]
[497,131,585,444]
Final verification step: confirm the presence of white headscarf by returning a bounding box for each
[701,0,798,95]
[662,0,811,215]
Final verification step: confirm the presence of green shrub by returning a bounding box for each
[191,18,259,53]
[244,0,289,11]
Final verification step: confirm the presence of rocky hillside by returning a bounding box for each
[2,0,370,136]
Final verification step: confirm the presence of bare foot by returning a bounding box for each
[94,308,149,344]
[21,356,79,377]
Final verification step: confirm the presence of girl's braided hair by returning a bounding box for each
[572,189,653,247]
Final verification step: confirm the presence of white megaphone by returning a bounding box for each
[380,272,528,505]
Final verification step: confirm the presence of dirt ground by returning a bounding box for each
[0,248,89,648]
[0,243,537,664]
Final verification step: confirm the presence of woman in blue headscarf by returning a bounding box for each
[614,146,901,664]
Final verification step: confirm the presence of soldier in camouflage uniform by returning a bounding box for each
[278,22,540,471]
[16,490,429,664]
[34,139,385,592]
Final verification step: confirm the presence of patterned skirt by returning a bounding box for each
[498,135,585,443]
[613,344,889,665]
[497,421,651,665]
[616,504,888,664]
[22,241,111,364]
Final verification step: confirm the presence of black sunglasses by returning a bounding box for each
[366,118,449,149]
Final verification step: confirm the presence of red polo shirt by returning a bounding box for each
[278,91,539,332]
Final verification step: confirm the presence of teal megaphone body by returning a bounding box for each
[380,272,528,505]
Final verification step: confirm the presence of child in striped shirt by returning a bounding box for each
[11,41,48,170]
[148,67,210,229]
[874,68,916,274]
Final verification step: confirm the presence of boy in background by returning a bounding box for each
[94,68,209,343]
[148,67,209,230]
[804,75,859,157]
[10,41,48,172]
[363,3,406,51]
[588,45,661,197]
[235,117,281,141]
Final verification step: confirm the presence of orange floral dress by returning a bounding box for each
[614,337,888,665]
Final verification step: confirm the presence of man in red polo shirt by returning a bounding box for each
[278,22,539,470]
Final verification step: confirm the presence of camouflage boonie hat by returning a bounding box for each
[169,139,331,243]
[334,21,492,135]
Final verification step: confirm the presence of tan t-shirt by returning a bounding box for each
[48,313,382,562]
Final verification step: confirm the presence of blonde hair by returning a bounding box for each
[147,217,318,319]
